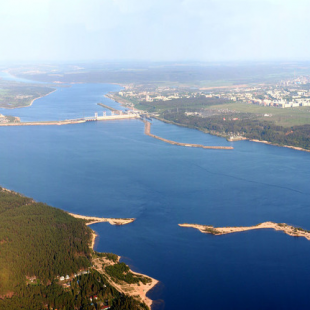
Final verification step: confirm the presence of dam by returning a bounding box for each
[0,110,140,127]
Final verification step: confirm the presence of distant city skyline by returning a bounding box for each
[1,0,310,62]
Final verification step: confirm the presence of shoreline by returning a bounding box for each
[105,92,310,154]
[92,251,158,309]
[68,212,136,226]
[144,121,233,150]
[71,212,158,309]
[0,89,57,110]
[179,221,310,240]
[249,139,310,153]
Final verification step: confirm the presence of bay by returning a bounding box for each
[0,76,310,309]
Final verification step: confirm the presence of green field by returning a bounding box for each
[206,102,310,127]
[0,80,54,109]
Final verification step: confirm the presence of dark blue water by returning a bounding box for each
[1,77,310,309]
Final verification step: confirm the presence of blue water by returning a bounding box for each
[1,76,310,309]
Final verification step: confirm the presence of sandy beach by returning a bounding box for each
[250,139,310,153]
[68,212,135,252]
[179,221,310,240]
[68,212,157,307]
[92,254,158,309]
[68,212,135,226]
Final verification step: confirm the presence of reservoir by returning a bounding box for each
[1,75,310,309]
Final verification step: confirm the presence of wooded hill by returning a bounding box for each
[0,188,149,310]
[0,187,92,297]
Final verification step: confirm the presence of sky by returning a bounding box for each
[0,0,310,62]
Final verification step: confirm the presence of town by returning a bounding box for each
[111,75,310,109]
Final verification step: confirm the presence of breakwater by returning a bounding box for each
[144,121,233,150]
[97,102,119,112]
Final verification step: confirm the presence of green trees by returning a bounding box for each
[106,263,151,285]
[0,188,150,310]
[161,111,310,149]
[0,189,92,295]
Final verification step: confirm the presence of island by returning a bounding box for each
[179,221,310,240]
[0,187,158,310]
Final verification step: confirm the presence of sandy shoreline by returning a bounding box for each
[68,212,135,256]
[68,212,135,226]
[27,89,57,108]
[179,221,310,240]
[250,139,310,153]
[91,252,158,309]
[69,212,158,309]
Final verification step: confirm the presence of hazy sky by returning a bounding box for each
[1,0,310,62]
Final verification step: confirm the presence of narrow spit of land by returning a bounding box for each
[68,212,135,226]
[68,213,135,250]
[179,222,310,240]
[144,121,233,150]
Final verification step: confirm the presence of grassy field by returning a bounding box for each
[206,102,310,127]
[0,80,54,109]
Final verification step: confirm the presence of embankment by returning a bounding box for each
[144,121,233,150]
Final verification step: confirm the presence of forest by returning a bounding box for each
[160,110,310,149]
[0,188,149,310]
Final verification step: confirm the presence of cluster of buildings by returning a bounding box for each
[0,114,9,123]
[225,85,310,108]
[115,75,310,109]
[118,90,185,102]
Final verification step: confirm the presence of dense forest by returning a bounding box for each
[0,188,149,309]
[105,263,152,285]
[0,188,92,296]
[160,111,310,149]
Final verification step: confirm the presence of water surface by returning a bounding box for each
[0,77,310,309]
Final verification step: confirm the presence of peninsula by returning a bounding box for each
[0,187,157,309]
[179,221,310,241]
[68,212,135,226]
[68,213,136,250]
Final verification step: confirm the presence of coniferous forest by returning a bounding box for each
[0,188,148,310]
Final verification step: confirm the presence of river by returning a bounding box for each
[1,72,310,309]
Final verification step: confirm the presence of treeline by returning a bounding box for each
[106,263,152,285]
[95,252,119,263]
[0,188,92,295]
[161,111,310,149]
[0,270,147,310]
[137,96,228,113]
[0,188,150,309]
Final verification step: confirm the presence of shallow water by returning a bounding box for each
[0,77,310,309]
